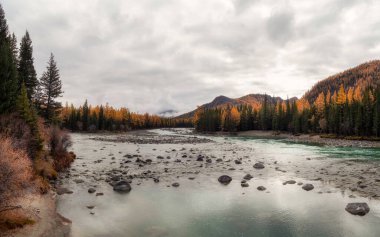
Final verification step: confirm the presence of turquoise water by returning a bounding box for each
[58,130,380,237]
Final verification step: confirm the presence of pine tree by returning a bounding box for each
[82,100,89,131]
[18,31,37,99]
[10,33,18,64]
[0,4,18,113]
[16,83,43,156]
[39,53,63,122]
[98,105,105,130]
[16,83,34,123]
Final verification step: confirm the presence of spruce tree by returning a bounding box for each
[0,4,18,113]
[82,100,89,131]
[16,83,43,156]
[18,31,37,99]
[39,53,63,122]
[10,33,18,64]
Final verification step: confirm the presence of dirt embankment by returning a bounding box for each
[2,192,71,237]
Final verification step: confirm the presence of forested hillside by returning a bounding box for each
[193,62,380,138]
[61,101,192,132]
[303,60,380,103]
[178,94,289,119]
[0,3,75,230]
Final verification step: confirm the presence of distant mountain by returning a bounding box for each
[158,109,178,117]
[303,60,380,103]
[177,94,290,119]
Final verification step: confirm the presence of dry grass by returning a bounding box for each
[34,157,58,180]
[0,137,33,207]
[0,209,35,231]
[49,127,75,171]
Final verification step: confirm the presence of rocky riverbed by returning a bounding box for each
[54,128,380,237]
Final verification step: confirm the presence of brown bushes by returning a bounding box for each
[0,137,33,208]
[0,209,35,231]
[49,126,75,171]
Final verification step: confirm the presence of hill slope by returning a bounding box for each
[177,94,287,119]
[179,60,380,119]
[303,60,380,103]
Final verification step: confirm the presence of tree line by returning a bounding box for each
[0,4,63,156]
[61,101,193,132]
[194,84,380,138]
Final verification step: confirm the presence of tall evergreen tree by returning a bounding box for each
[39,53,63,122]
[18,31,37,99]
[82,100,89,131]
[0,4,18,113]
[16,83,43,156]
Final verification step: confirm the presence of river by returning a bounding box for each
[56,129,380,237]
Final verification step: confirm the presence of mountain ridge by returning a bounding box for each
[177,60,380,119]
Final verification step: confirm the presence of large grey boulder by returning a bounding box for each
[345,203,370,216]
[113,180,132,193]
[218,175,232,185]
[302,184,314,191]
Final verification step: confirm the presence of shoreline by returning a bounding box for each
[3,192,71,237]
[207,130,380,148]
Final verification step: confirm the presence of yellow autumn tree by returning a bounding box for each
[336,84,346,105]
[326,90,331,105]
[296,98,310,112]
[353,86,362,102]
[314,92,325,115]
[230,107,240,126]
[347,87,354,104]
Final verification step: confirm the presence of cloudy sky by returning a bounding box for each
[2,0,380,115]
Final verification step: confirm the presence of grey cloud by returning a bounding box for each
[2,0,380,114]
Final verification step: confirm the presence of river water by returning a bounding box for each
[57,129,380,237]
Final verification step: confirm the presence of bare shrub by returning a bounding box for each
[0,114,32,152]
[49,126,74,171]
[0,137,33,209]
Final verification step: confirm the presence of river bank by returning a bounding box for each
[2,192,71,237]
[229,130,380,148]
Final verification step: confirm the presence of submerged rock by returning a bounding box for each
[241,182,249,188]
[345,203,370,216]
[257,186,266,191]
[243,174,253,180]
[57,187,73,195]
[218,175,232,185]
[172,182,180,187]
[283,180,296,185]
[113,181,132,193]
[302,184,314,191]
[253,163,265,169]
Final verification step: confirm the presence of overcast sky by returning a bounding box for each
[2,0,380,115]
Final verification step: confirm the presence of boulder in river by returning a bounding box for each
[253,163,265,169]
[57,187,73,195]
[234,160,242,165]
[241,182,249,188]
[302,184,314,191]
[88,188,96,194]
[283,180,296,185]
[345,203,370,216]
[243,174,253,180]
[257,186,266,191]
[218,175,232,185]
[172,182,180,187]
[113,181,132,193]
